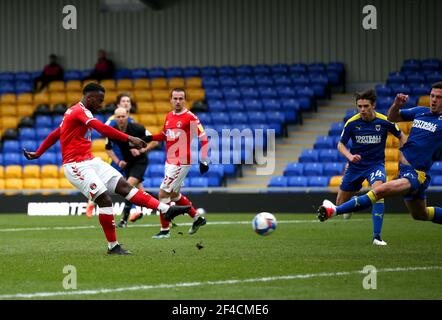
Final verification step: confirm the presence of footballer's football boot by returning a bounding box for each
[107,244,131,255]
[163,205,191,221]
[372,236,387,246]
[152,230,170,239]
[188,216,207,235]
[317,199,337,222]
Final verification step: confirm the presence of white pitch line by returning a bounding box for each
[0,219,364,233]
[0,265,441,299]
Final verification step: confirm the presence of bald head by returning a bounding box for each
[114,107,129,130]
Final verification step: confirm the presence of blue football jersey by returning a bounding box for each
[340,112,402,169]
[399,107,442,172]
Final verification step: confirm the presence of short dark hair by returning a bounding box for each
[355,89,376,104]
[83,83,105,95]
[170,88,186,99]
[432,82,442,90]
[115,93,132,105]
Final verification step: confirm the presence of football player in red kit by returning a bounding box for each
[23,83,190,254]
[146,88,209,239]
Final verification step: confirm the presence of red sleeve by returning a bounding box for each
[88,120,129,142]
[200,135,208,160]
[152,133,166,141]
[35,127,61,156]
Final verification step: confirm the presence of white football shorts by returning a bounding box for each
[160,163,191,193]
[63,157,123,201]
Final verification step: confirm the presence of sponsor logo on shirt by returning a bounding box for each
[412,120,437,133]
[355,135,382,144]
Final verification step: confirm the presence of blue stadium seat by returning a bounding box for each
[329,122,344,136]
[430,161,442,175]
[304,163,324,176]
[259,87,278,100]
[208,99,226,112]
[148,151,166,164]
[2,140,20,153]
[19,128,36,141]
[207,164,224,178]
[187,165,201,178]
[147,67,165,78]
[273,75,291,86]
[0,72,14,81]
[426,72,442,84]
[15,81,32,94]
[262,98,281,111]
[299,149,319,163]
[266,111,285,124]
[114,69,132,80]
[271,64,289,75]
[255,75,274,87]
[323,162,345,176]
[190,177,209,188]
[0,81,15,94]
[201,66,218,77]
[131,68,149,79]
[411,84,432,97]
[216,113,231,125]
[292,76,310,86]
[196,113,212,125]
[165,67,183,78]
[35,116,53,128]
[205,88,224,100]
[64,70,82,81]
[406,73,425,85]
[183,67,200,78]
[375,84,392,97]
[308,176,330,187]
[387,72,406,85]
[229,112,248,124]
[431,175,442,186]
[243,99,263,111]
[202,77,220,89]
[319,149,340,163]
[308,63,326,73]
[0,154,3,166]
[219,76,238,88]
[236,65,253,76]
[376,97,394,111]
[240,87,259,99]
[150,177,164,187]
[225,100,245,112]
[238,76,256,88]
[38,152,57,165]
[268,176,288,187]
[421,59,441,72]
[254,64,271,75]
[222,88,241,100]
[276,86,297,99]
[401,59,420,73]
[391,84,412,95]
[288,176,308,187]
[218,66,236,76]
[290,63,307,74]
[248,112,267,124]
[284,163,304,176]
[15,72,32,81]
[148,164,165,178]
[142,178,152,189]
[20,140,38,151]
[314,136,335,149]
[3,153,22,166]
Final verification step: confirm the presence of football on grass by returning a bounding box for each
[252,212,277,236]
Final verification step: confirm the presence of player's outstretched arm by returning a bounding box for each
[88,120,129,142]
[388,93,408,122]
[23,127,61,160]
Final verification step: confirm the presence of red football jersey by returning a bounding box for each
[160,109,205,165]
[59,102,97,164]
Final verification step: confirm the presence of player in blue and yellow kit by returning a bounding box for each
[318,82,442,233]
[336,89,407,245]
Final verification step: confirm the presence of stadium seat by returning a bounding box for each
[66,80,82,92]
[1,93,17,104]
[38,152,58,166]
[23,165,40,179]
[152,90,170,101]
[20,140,38,152]
[1,116,19,130]
[430,161,442,175]
[148,151,166,164]
[283,163,304,176]
[299,149,319,163]
[92,139,106,152]
[3,153,22,166]
[314,136,335,149]
[48,81,65,92]
[41,178,59,189]
[329,175,343,187]
[268,176,288,187]
[41,165,59,179]
[385,148,399,161]
[5,178,23,190]
[59,177,75,189]
[5,165,22,178]
[117,79,133,91]
[385,161,399,177]
[185,77,202,88]
[133,79,150,90]
[190,177,209,187]
[319,149,341,163]
[23,178,42,190]
[49,93,67,105]
[323,162,345,176]
[17,93,33,104]
[304,163,324,176]
[432,176,442,186]
[187,88,205,101]
[288,176,308,187]
[329,122,344,136]
[2,140,20,153]
[308,176,330,187]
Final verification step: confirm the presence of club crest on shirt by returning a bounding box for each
[176,121,182,128]
[375,124,381,131]
[90,183,97,191]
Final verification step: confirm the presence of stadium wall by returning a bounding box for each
[1,192,441,214]
[0,0,441,83]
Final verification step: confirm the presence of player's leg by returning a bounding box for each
[94,158,190,221]
[367,166,388,245]
[152,188,173,239]
[125,163,148,224]
[318,178,411,221]
[170,190,207,235]
[118,176,141,227]
[404,193,442,224]
[336,189,356,220]
[63,160,130,254]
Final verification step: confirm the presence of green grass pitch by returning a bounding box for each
[0,213,441,300]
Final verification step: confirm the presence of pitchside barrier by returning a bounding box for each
[0,187,441,215]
